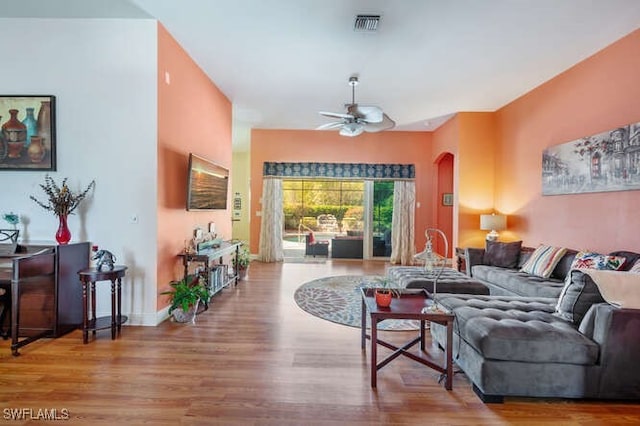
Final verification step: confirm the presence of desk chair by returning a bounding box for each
[0,229,19,256]
[0,229,19,338]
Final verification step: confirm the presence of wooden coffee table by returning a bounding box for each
[360,288,454,389]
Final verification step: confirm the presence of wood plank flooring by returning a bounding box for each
[0,260,639,425]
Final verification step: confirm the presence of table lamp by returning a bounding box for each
[480,214,507,242]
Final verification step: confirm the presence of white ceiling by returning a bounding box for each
[3,0,640,151]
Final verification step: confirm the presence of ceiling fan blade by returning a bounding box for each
[316,121,345,130]
[351,105,383,123]
[363,113,395,132]
[319,111,354,120]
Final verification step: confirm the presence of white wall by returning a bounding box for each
[0,18,159,325]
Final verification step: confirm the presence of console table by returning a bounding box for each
[178,241,241,297]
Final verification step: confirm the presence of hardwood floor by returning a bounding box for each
[0,260,639,425]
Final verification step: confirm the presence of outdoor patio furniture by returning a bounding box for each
[305,233,329,257]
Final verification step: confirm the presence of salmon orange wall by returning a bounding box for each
[157,23,232,310]
[249,130,432,255]
[432,113,498,249]
[496,28,640,253]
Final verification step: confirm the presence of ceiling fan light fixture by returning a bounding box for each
[339,122,364,137]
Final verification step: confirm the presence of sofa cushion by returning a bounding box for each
[483,240,522,268]
[520,245,568,278]
[386,266,489,294]
[434,294,599,365]
[472,265,566,298]
[549,249,578,280]
[554,270,605,324]
[608,251,640,271]
[570,251,626,271]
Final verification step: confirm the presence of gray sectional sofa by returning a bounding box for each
[466,244,573,297]
[429,243,640,402]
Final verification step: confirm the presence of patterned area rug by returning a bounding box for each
[294,275,419,331]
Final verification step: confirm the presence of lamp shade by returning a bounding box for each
[480,214,506,231]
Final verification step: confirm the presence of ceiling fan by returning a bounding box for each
[317,76,395,137]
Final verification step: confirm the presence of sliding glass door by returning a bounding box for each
[371,181,393,258]
[282,178,393,260]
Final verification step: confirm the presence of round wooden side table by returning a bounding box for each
[78,265,128,344]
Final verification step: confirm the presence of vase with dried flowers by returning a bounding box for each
[30,175,95,244]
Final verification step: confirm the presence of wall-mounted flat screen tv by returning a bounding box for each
[186,153,229,210]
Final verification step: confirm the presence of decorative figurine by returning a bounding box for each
[93,249,117,271]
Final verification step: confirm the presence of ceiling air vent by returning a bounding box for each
[354,14,380,32]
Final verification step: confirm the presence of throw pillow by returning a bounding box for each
[629,259,640,274]
[483,240,522,269]
[555,270,605,324]
[520,245,568,278]
[570,251,626,271]
[307,232,315,244]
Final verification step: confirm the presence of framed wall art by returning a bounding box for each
[542,121,640,195]
[0,95,56,171]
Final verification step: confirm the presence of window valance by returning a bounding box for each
[262,162,415,180]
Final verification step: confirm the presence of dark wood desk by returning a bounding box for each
[361,288,454,390]
[1,242,89,355]
[78,265,128,344]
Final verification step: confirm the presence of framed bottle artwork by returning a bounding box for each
[0,95,56,171]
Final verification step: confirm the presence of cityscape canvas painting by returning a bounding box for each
[542,121,640,195]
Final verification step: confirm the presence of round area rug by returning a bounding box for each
[294,275,419,331]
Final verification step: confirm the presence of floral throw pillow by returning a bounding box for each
[629,259,640,274]
[570,251,626,271]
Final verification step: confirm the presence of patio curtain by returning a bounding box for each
[390,180,416,265]
[258,177,284,262]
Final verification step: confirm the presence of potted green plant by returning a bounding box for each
[373,277,401,308]
[232,242,251,280]
[161,274,211,323]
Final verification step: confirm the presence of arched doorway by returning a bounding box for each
[434,152,454,257]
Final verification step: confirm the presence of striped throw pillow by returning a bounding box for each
[520,245,568,278]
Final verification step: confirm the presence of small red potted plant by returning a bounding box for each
[373,277,400,308]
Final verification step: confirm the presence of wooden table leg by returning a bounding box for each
[371,315,377,388]
[361,296,366,349]
[91,282,97,336]
[420,319,426,351]
[82,281,88,344]
[110,279,116,340]
[117,277,122,335]
[445,320,453,390]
